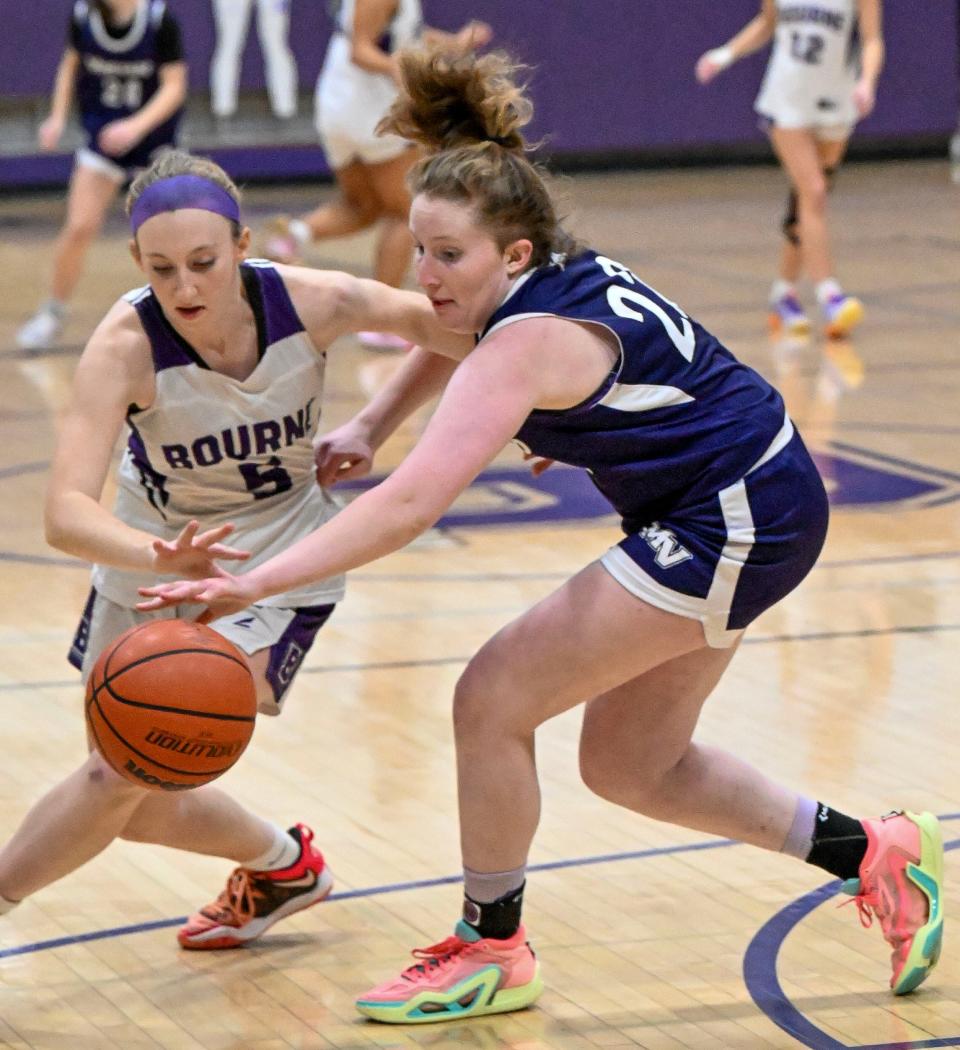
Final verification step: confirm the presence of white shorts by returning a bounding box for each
[758,115,852,141]
[75,147,127,183]
[317,127,412,170]
[69,589,336,716]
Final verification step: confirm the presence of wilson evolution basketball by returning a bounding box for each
[85,619,257,791]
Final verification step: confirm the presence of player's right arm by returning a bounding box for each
[695,0,776,83]
[39,49,80,151]
[315,345,460,485]
[43,303,248,576]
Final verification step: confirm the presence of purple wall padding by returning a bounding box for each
[2,0,958,187]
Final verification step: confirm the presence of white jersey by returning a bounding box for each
[93,260,345,609]
[315,0,422,166]
[755,0,860,129]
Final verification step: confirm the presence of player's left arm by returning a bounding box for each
[854,0,884,117]
[127,61,187,140]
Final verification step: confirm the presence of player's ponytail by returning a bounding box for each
[380,47,581,268]
[379,48,531,154]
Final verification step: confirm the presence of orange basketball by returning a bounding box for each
[85,619,257,792]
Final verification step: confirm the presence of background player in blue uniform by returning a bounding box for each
[0,148,473,952]
[140,49,944,1021]
[17,0,187,351]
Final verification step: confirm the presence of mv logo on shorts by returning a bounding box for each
[639,523,693,568]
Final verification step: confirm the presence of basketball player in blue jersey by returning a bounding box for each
[139,51,943,1020]
[696,0,883,339]
[17,0,187,351]
[0,149,472,951]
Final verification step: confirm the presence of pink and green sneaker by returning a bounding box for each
[356,920,543,1023]
[842,810,944,995]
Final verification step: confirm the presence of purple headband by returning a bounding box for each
[130,174,241,234]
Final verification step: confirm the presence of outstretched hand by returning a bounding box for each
[137,568,258,621]
[150,520,251,579]
[314,422,375,487]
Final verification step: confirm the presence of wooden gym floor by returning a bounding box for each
[0,159,958,1049]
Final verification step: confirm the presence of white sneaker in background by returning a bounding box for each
[16,303,66,351]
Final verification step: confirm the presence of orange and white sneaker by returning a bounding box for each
[179,824,333,950]
[356,921,543,1024]
[842,810,944,994]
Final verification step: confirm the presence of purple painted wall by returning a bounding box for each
[2,1,958,160]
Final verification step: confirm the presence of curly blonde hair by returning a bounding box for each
[379,48,580,267]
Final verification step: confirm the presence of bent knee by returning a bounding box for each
[63,219,101,244]
[452,656,524,738]
[342,193,381,226]
[797,182,829,215]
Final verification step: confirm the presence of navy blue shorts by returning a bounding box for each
[601,421,829,646]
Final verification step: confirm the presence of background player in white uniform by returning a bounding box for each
[209,0,298,120]
[696,0,884,338]
[0,149,471,951]
[141,50,943,1021]
[17,0,187,351]
[263,0,490,349]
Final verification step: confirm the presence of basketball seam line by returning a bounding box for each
[87,690,243,779]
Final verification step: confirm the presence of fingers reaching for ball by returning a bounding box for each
[138,569,256,621]
[150,520,252,580]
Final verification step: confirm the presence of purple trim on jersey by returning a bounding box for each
[68,586,98,670]
[130,175,241,234]
[126,421,170,518]
[128,289,195,373]
[265,603,336,704]
[246,263,308,347]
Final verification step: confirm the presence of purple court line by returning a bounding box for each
[744,817,960,1050]
[0,838,742,960]
[3,620,960,693]
[2,820,957,1050]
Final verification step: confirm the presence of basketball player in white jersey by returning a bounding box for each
[210,0,298,120]
[263,0,490,349]
[696,0,884,338]
[0,149,470,951]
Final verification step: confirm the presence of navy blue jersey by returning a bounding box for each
[483,251,789,533]
[71,0,182,164]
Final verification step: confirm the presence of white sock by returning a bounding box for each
[288,219,311,246]
[780,796,818,860]
[0,893,21,915]
[463,865,527,904]
[770,279,796,303]
[241,822,301,871]
[815,278,842,305]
